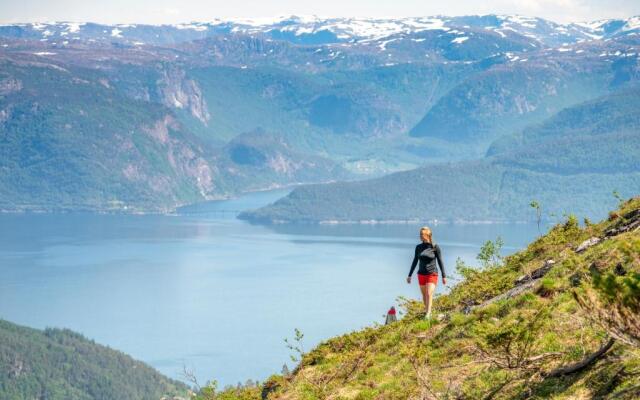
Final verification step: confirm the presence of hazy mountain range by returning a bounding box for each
[0,15,638,217]
[240,86,640,223]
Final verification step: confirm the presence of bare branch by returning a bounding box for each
[543,337,615,378]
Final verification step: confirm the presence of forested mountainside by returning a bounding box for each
[200,196,640,399]
[0,319,188,400]
[239,86,640,224]
[0,15,639,212]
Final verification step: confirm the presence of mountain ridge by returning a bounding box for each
[3,14,639,46]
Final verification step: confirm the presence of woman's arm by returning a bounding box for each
[408,245,419,278]
[435,244,446,280]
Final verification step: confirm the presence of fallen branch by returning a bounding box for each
[543,337,615,378]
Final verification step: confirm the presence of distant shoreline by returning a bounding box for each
[0,181,303,216]
[240,215,536,225]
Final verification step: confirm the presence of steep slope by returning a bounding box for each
[206,196,640,399]
[487,86,640,157]
[0,61,219,212]
[409,39,640,148]
[0,319,188,400]
[486,86,640,176]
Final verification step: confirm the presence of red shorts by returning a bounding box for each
[417,273,438,285]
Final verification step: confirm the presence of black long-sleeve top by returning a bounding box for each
[408,242,446,277]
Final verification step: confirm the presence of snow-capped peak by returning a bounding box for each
[1,15,639,47]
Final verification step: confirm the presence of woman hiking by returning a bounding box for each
[406,226,446,320]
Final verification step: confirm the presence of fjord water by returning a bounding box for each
[0,189,539,386]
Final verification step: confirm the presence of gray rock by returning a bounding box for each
[514,274,529,285]
[477,279,539,309]
[605,209,640,237]
[513,259,555,285]
[531,259,555,279]
[473,259,556,312]
[576,237,601,253]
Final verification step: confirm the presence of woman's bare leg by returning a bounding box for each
[419,284,428,313]
[425,283,436,317]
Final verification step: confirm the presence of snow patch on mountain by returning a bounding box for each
[451,36,469,44]
[174,23,208,31]
[209,16,452,41]
[30,22,50,31]
[500,15,539,29]
[65,22,84,33]
[378,38,398,50]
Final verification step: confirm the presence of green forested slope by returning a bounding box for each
[487,86,640,157]
[0,320,188,400]
[239,160,640,223]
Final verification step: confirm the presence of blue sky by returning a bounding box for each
[1,0,639,24]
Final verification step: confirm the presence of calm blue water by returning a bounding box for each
[0,189,540,387]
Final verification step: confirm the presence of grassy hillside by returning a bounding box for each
[0,319,188,400]
[204,196,640,399]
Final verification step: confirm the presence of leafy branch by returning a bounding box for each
[284,328,306,363]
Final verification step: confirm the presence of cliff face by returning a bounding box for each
[157,67,211,125]
[206,196,640,399]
